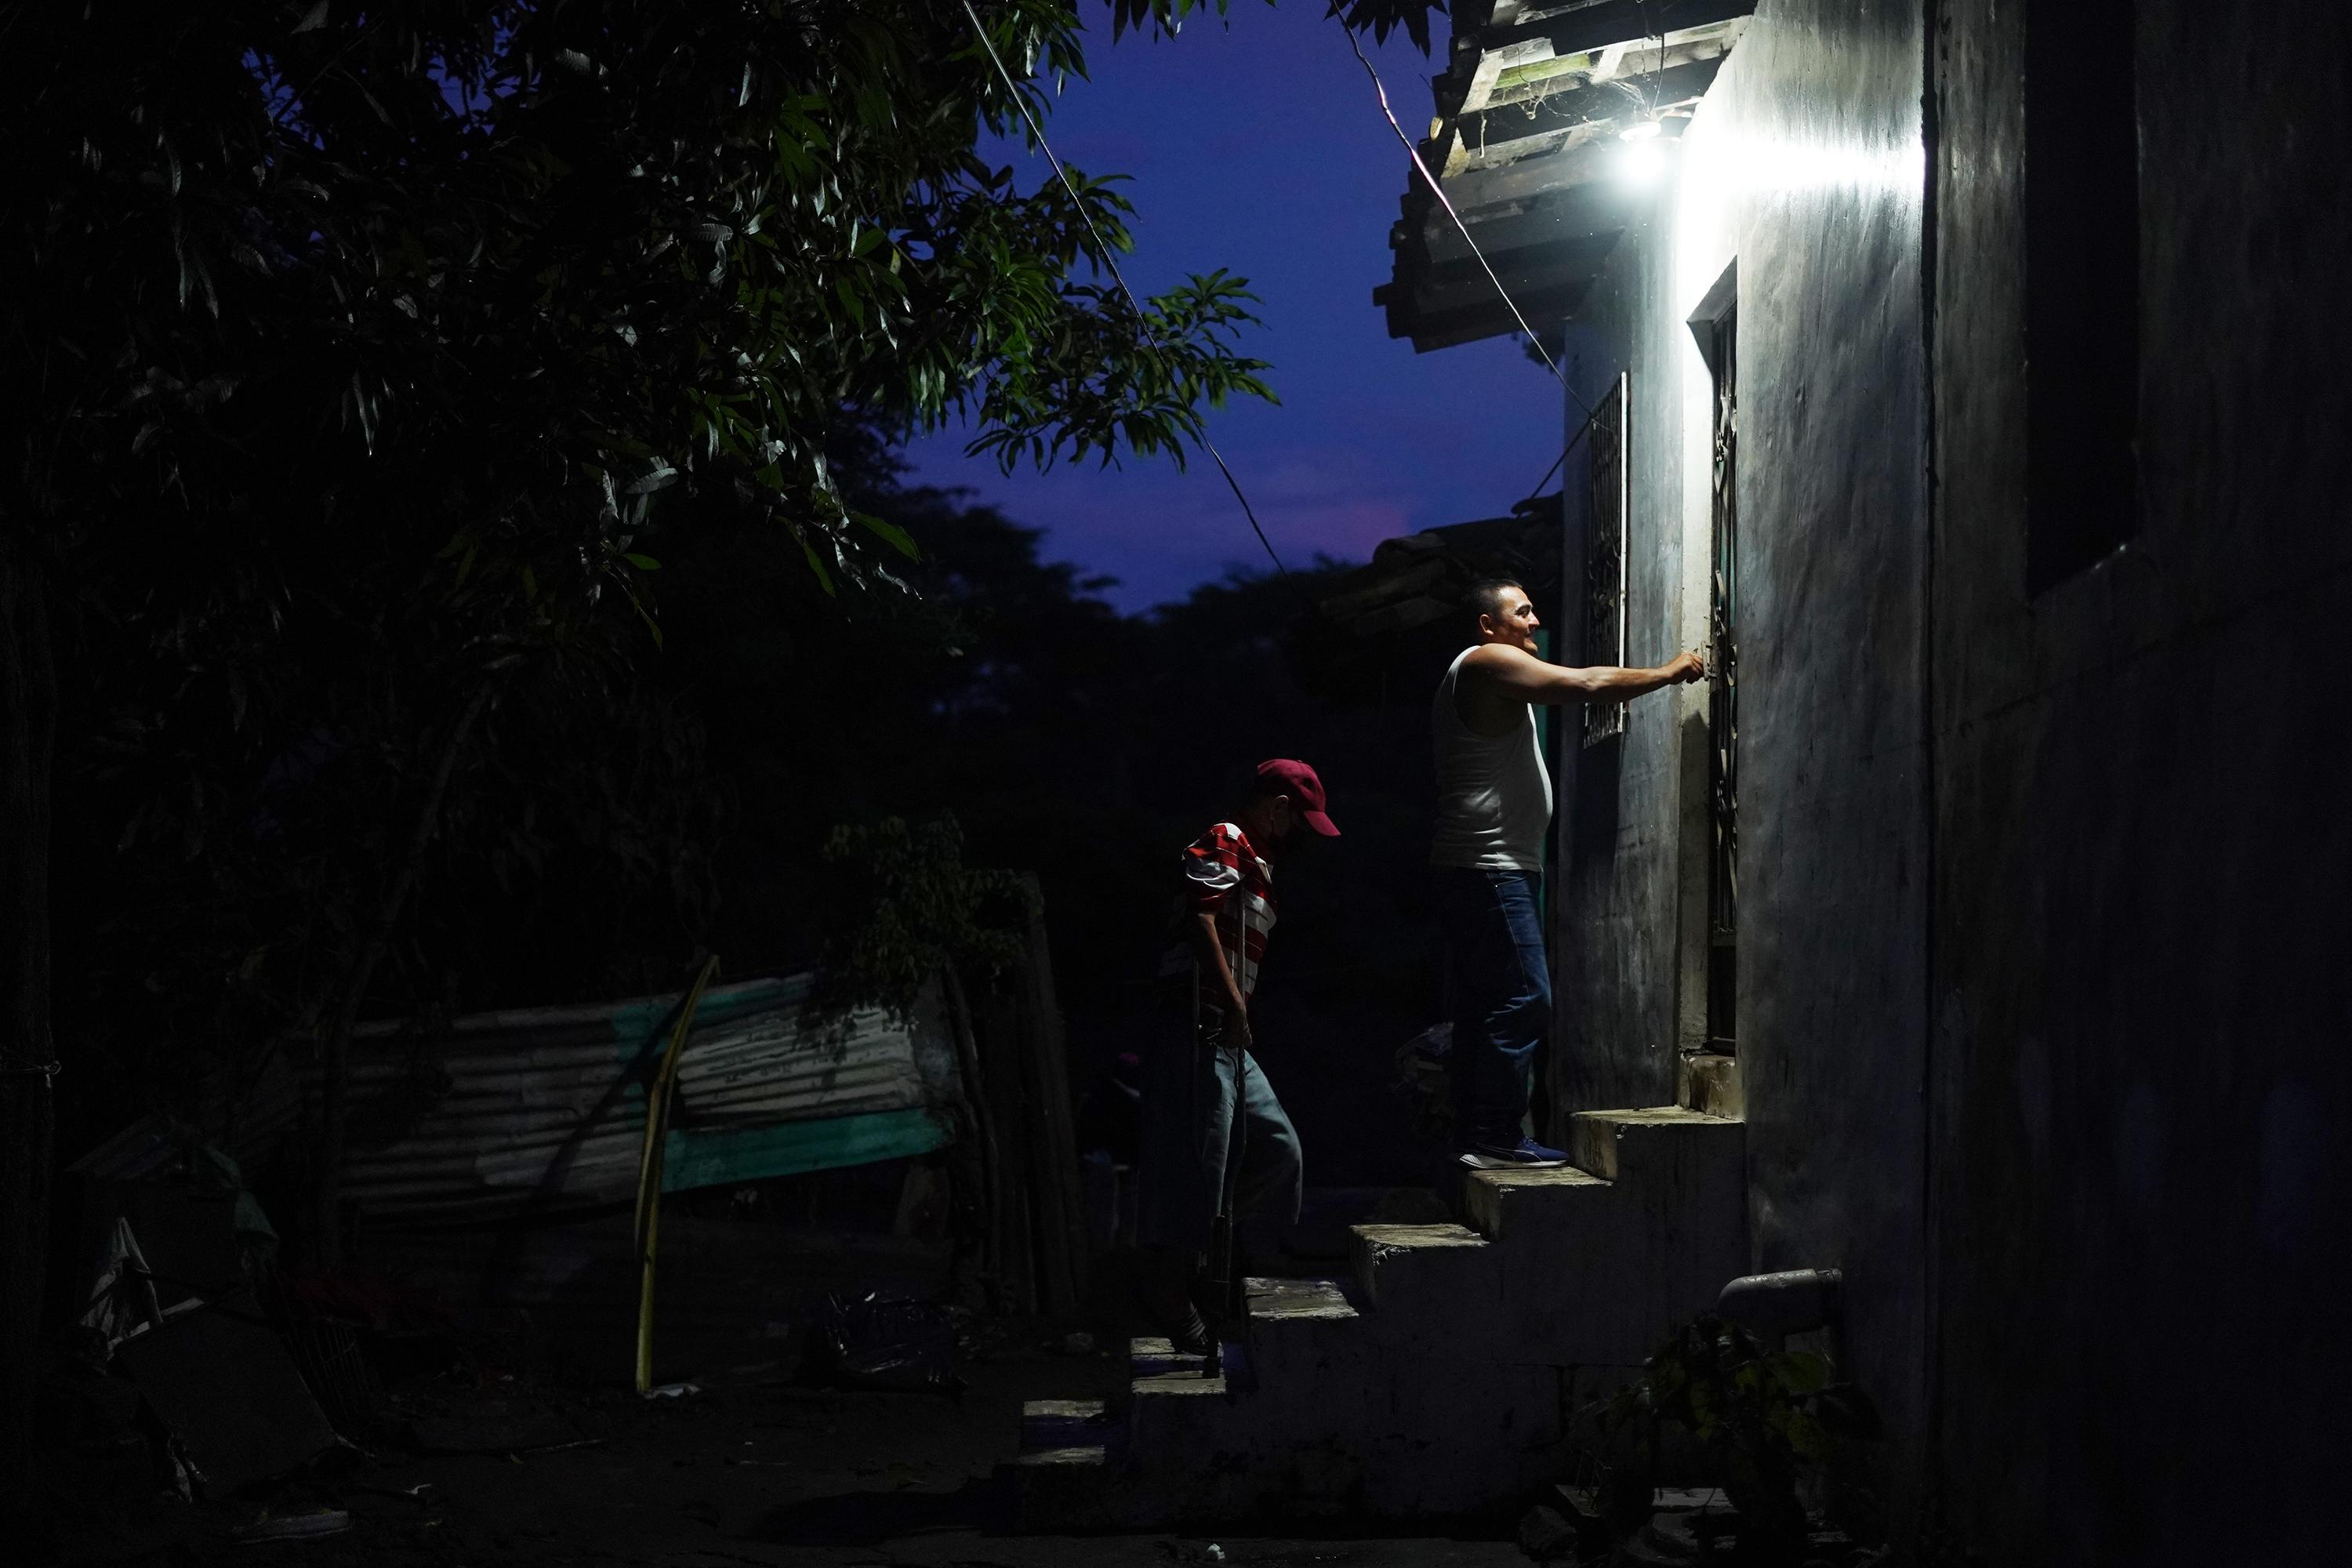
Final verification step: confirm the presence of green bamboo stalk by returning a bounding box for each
[634,956,720,1394]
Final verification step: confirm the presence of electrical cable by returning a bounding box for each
[963,1,1307,601]
[1339,17,1617,521]
[1517,388,1611,506]
[1338,20,1594,425]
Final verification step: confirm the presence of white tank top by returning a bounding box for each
[1431,648,1553,872]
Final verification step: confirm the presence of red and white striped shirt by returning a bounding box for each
[1181,822,1276,1029]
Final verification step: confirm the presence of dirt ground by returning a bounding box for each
[45,1312,1527,1568]
[34,1182,1535,1568]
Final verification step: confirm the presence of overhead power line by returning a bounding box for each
[1338,20,1610,506]
[1338,21,1593,421]
[962,1,1306,601]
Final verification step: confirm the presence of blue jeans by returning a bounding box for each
[1436,868,1552,1148]
[1136,1025,1304,1251]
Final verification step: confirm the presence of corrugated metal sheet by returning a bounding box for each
[72,974,964,1228]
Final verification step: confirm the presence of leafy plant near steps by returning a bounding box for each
[1584,1314,1884,1563]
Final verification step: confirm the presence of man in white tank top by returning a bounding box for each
[1434,579,1703,1168]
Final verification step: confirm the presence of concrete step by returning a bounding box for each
[1004,1396,1121,1529]
[1114,1340,1569,1521]
[1229,1278,1378,1462]
[1000,1436,1113,1530]
[1349,1221,1501,1343]
[1460,1163,1613,1243]
[1128,1334,1206,1377]
[1570,1105,1742,1182]
[1565,1107,1750,1363]
[1243,1275,1364,1385]
[1247,1273,1359,1324]
[1006,1105,1751,1527]
[1128,1356,1240,1450]
[1018,1397,1112,1454]
[1116,1324,1367,1524]
[1454,1163,1643,1363]
[1426,1112,1749,1367]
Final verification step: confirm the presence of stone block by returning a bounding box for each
[1678,1052,1743,1118]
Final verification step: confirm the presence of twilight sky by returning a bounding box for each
[906,2,1559,613]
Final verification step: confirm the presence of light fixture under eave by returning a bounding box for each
[1620,137,1668,183]
[1618,108,1693,185]
[1618,115,1668,184]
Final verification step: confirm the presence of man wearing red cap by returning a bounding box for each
[1135,758,1340,1353]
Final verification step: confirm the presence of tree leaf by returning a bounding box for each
[850,510,920,560]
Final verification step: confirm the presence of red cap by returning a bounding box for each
[1257,758,1340,837]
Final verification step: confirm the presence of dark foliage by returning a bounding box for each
[1591,1314,1884,1563]
[0,0,1461,1507]
[7,0,1307,1153]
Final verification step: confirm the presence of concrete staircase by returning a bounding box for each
[1000,1105,1748,1526]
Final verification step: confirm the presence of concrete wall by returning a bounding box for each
[1714,2,1935,1512]
[1928,1,2352,1559]
[1552,0,1936,1501]
[1552,151,1697,1121]
[1544,0,2347,1551]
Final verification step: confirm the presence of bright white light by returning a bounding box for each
[1619,118,1663,143]
[1620,138,1667,183]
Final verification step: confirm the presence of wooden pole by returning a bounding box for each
[940,963,1014,1309]
[1016,873,1089,1316]
[633,956,719,1394]
[0,541,56,1522]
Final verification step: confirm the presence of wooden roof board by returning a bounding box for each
[1375,2,1755,351]
[1404,183,1630,266]
[1444,57,1726,174]
[1482,0,1755,60]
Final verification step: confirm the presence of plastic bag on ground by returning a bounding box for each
[800,1292,963,1399]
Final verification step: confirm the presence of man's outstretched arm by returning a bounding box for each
[1465,643,1705,706]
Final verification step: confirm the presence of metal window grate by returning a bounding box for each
[1582,371,1630,747]
[1705,312,1739,1051]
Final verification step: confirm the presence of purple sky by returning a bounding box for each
[906,3,1559,613]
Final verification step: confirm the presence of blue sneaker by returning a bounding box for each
[1457,1136,1570,1170]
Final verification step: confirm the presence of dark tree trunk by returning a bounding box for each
[939,961,1011,1308]
[0,540,57,1523]
[1016,873,1088,1316]
[313,681,492,1263]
